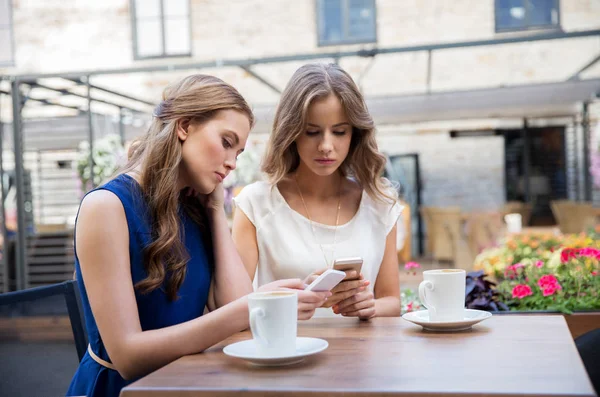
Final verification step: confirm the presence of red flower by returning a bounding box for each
[592,271,598,276]
[561,248,577,263]
[512,284,533,299]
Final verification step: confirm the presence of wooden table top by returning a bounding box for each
[121,315,596,397]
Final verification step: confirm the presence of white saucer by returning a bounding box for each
[402,309,492,332]
[223,337,329,366]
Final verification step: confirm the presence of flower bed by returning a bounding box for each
[401,227,600,316]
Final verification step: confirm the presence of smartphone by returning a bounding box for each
[305,269,346,292]
[333,257,363,279]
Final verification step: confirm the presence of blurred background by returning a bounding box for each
[1,0,600,394]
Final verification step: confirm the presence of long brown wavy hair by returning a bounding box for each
[122,74,254,300]
[262,63,394,203]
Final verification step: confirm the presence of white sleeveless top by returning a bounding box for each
[234,181,403,317]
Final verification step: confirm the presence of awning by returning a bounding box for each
[253,78,600,130]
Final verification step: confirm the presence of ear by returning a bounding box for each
[176,118,191,141]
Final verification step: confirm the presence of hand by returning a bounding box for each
[321,272,370,308]
[258,279,331,320]
[333,289,376,320]
[186,184,225,212]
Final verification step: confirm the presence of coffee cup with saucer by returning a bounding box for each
[402,269,492,331]
[223,291,329,366]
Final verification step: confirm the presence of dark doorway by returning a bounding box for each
[384,153,423,256]
[501,126,567,226]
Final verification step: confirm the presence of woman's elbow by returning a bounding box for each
[108,345,149,381]
[112,356,142,381]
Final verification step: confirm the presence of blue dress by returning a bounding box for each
[66,174,212,397]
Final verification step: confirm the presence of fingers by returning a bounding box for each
[344,307,376,320]
[298,309,316,321]
[298,290,330,321]
[298,300,326,312]
[331,279,369,294]
[336,296,375,315]
[334,290,374,313]
[303,268,329,286]
[267,278,305,290]
[297,290,330,304]
[321,285,363,308]
[342,270,362,281]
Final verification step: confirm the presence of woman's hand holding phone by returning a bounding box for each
[332,288,376,320]
[321,274,370,308]
[304,267,369,308]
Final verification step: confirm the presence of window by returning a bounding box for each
[495,0,560,32]
[131,0,191,59]
[0,0,14,67]
[317,0,376,46]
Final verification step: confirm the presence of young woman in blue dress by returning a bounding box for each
[67,74,330,397]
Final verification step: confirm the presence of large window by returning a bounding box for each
[495,0,560,32]
[131,0,191,59]
[317,0,376,46]
[0,0,14,66]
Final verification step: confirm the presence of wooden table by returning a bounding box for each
[121,316,596,397]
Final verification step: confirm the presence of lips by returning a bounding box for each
[315,159,335,165]
[215,172,225,182]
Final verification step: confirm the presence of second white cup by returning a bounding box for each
[418,269,466,322]
[248,291,297,357]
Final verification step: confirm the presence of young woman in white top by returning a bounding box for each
[232,63,402,319]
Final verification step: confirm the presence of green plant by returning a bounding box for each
[75,134,126,194]
[495,248,600,314]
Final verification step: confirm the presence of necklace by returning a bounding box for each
[295,175,342,268]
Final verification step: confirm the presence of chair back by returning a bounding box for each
[551,200,596,234]
[0,280,87,361]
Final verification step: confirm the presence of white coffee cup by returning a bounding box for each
[248,291,297,357]
[418,269,466,322]
[504,213,522,233]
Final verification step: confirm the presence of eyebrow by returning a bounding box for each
[307,122,350,128]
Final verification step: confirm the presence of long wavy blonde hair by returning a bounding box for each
[262,63,394,203]
[122,74,253,300]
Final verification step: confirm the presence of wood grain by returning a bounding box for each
[120,316,596,397]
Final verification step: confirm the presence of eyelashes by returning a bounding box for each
[305,131,347,136]
[222,138,233,148]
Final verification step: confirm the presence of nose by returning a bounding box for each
[224,156,237,171]
[318,132,334,154]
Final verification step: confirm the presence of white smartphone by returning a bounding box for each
[332,257,363,277]
[305,269,346,292]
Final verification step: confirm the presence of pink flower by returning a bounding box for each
[579,248,600,259]
[505,263,524,279]
[537,274,562,296]
[542,283,561,297]
[592,271,598,276]
[535,260,544,268]
[512,284,533,299]
[404,262,421,270]
[538,274,559,288]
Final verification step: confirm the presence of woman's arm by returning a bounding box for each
[231,209,259,281]
[206,205,253,311]
[77,190,250,380]
[372,224,401,316]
